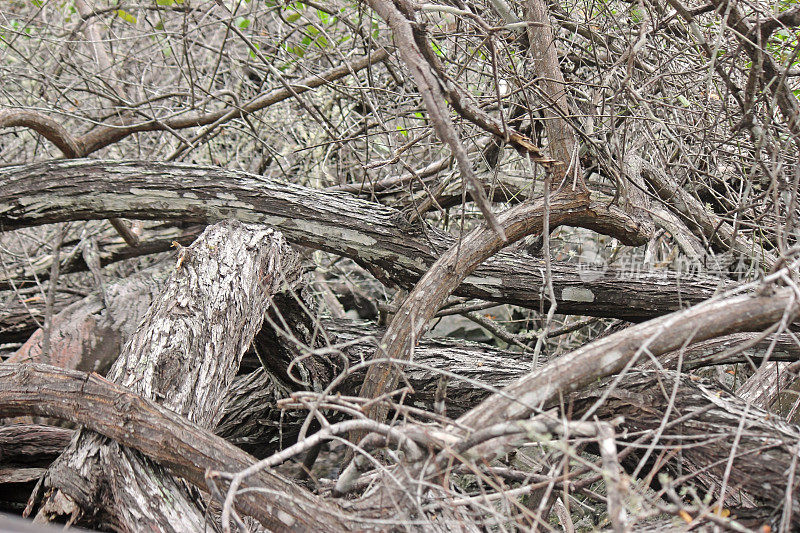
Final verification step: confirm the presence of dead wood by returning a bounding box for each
[0,159,712,322]
[0,364,355,531]
[25,221,307,532]
[579,370,800,522]
[453,285,799,457]
[6,264,169,372]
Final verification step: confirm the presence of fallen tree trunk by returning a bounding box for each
[582,370,800,520]
[23,220,334,532]
[0,292,82,346]
[0,159,723,321]
[5,355,800,528]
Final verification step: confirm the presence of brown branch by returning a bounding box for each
[355,190,648,435]
[364,0,508,239]
[454,284,800,459]
[0,110,81,159]
[522,0,582,187]
[642,162,779,269]
[77,49,388,156]
[0,109,142,249]
[0,50,386,160]
[0,364,353,532]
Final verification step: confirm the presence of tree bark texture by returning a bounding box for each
[582,370,800,520]
[0,364,354,532]
[5,354,800,525]
[0,159,724,321]
[26,220,323,532]
[453,288,799,458]
[7,264,170,372]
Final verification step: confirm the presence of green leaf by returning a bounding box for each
[115,9,137,25]
[156,0,174,6]
[286,12,302,23]
[236,17,251,29]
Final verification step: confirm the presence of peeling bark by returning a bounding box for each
[28,221,307,532]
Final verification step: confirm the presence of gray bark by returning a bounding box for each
[30,220,306,532]
[7,264,169,372]
[0,159,725,321]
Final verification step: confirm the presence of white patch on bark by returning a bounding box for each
[292,219,377,246]
[130,188,179,198]
[464,275,503,297]
[562,287,595,302]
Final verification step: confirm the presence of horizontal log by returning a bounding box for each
[0,159,723,321]
[583,370,800,521]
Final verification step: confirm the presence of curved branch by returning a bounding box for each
[356,190,649,430]
[0,51,386,159]
[455,284,800,458]
[0,110,82,158]
[77,49,388,156]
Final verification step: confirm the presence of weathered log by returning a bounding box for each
[455,287,800,446]
[218,317,530,457]
[0,425,72,467]
[0,425,73,510]
[26,221,316,532]
[4,361,799,529]
[6,264,169,372]
[0,159,724,321]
